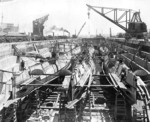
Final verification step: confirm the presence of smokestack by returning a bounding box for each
[110,28,112,37]
[53,32,55,38]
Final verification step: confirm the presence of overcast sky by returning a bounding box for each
[1,0,150,36]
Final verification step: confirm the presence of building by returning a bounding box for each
[0,23,19,33]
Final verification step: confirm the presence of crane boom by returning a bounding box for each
[87,4,129,32]
[34,14,49,25]
[77,22,86,37]
[86,4,147,39]
[32,14,49,37]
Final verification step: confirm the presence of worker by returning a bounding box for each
[20,60,25,71]
[120,68,126,82]
[8,91,12,100]
[52,51,57,58]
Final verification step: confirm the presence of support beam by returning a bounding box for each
[20,84,62,87]
[93,74,109,76]
[76,85,114,87]
[20,84,114,87]
[39,106,110,111]
[29,73,71,76]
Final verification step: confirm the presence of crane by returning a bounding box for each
[32,14,49,37]
[86,4,147,39]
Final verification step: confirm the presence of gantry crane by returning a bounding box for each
[86,4,147,39]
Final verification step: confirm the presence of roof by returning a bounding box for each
[0,32,27,37]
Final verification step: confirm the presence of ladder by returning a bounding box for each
[58,93,66,122]
[135,101,150,122]
[58,92,76,122]
[114,92,127,122]
[79,90,91,122]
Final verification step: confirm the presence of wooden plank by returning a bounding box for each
[121,54,150,74]
[21,77,37,85]
[66,99,79,108]
[62,76,71,89]
[20,83,62,86]
[108,73,117,87]
[110,73,127,89]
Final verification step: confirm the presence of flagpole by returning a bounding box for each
[0,0,3,32]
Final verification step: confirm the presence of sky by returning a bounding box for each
[1,0,150,37]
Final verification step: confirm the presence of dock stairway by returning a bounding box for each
[114,92,127,122]
[82,95,92,122]
[58,92,76,122]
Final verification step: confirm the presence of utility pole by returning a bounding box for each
[96,29,97,36]
[1,12,3,25]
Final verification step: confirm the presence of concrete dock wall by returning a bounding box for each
[0,39,79,71]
